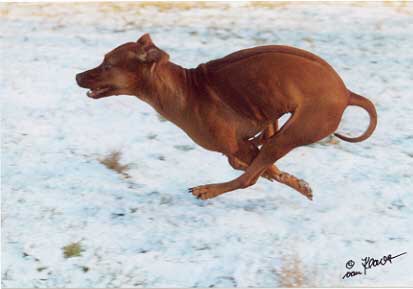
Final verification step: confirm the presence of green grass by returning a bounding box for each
[62,242,84,258]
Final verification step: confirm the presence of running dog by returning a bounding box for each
[76,33,377,200]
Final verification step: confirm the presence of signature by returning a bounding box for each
[342,252,407,279]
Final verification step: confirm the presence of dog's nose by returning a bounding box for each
[75,73,82,85]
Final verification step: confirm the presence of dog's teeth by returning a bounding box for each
[87,87,111,98]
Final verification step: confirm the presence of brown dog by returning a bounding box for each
[76,33,377,200]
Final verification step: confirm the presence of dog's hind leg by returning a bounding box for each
[227,141,312,199]
[190,106,340,200]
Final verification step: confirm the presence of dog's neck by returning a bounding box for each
[137,61,198,125]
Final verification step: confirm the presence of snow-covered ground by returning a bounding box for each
[1,2,413,287]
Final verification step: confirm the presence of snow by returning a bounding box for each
[1,2,413,287]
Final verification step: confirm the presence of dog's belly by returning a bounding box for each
[179,107,268,154]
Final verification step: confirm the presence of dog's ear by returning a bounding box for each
[136,46,167,63]
[137,33,153,47]
[136,34,169,63]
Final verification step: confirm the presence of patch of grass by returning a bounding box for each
[62,242,84,259]
[273,255,313,287]
[135,2,227,12]
[10,2,228,18]
[36,266,47,272]
[0,4,11,17]
[247,1,290,9]
[99,150,131,178]
[383,0,413,15]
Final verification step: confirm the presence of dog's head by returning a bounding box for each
[76,33,169,99]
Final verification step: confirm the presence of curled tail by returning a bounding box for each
[334,91,377,143]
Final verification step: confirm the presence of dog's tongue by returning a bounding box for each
[87,87,110,98]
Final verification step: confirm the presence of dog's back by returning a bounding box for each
[205,45,333,72]
[200,45,347,121]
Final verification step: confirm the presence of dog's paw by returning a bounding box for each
[297,179,313,200]
[188,186,219,200]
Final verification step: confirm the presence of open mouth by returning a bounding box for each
[87,86,113,99]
